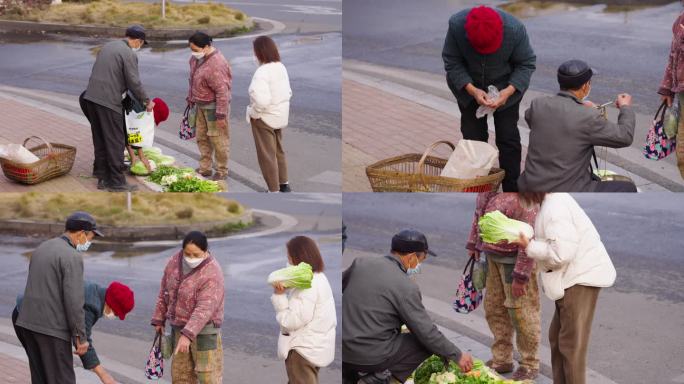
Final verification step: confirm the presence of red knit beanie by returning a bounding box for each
[105,281,135,320]
[465,6,504,55]
[152,97,169,126]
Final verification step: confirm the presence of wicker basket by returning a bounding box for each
[366,140,505,192]
[0,136,77,185]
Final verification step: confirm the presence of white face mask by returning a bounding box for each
[184,256,205,268]
[75,232,92,252]
[191,51,205,60]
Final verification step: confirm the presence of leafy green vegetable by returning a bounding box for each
[414,355,446,384]
[166,177,221,193]
[267,262,314,289]
[429,371,457,384]
[478,210,534,244]
[149,166,190,184]
[130,161,150,176]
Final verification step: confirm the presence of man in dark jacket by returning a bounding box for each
[14,211,103,384]
[14,281,135,384]
[82,24,153,192]
[518,60,637,192]
[443,6,536,192]
[342,229,473,383]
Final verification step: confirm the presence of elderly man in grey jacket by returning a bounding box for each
[81,25,153,192]
[342,229,473,383]
[518,60,637,192]
[14,211,103,384]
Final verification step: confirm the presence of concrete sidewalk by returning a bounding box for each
[343,59,684,192]
[0,95,149,193]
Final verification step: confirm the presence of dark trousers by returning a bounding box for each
[343,333,431,383]
[594,180,638,192]
[459,100,522,192]
[12,308,76,384]
[81,97,127,186]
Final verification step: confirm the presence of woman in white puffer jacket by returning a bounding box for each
[516,192,616,384]
[271,236,337,384]
[247,35,293,193]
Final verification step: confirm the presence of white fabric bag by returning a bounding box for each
[440,140,498,179]
[125,111,155,148]
[0,144,41,164]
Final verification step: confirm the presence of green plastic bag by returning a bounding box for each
[664,96,680,139]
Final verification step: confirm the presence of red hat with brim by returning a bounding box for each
[105,281,135,320]
[465,6,504,55]
[152,98,169,126]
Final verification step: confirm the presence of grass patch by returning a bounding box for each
[0,192,249,227]
[0,0,251,29]
[212,220,251,235]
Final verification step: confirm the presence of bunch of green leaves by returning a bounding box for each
[477,210,534,244]
[148,166,194,184]
[267,262,314,289]
[165,177,221,193]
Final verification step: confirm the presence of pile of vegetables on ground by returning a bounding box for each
[267,262,314,289]
[126,147,223,192]
[477,210,534,244]
[411,355,531,384]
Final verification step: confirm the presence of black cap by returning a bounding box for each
[125,25,148,45]
[391,229,437,257]
[558,59,596,90]
[65,211,104,237]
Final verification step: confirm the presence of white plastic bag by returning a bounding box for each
[440,140,498,179]
[125,111,155,148]
[475,85,500,119]
[0,144,40,164]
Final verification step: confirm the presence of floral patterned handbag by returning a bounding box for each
[145,331,164,380]
[179,104,197,141]
[453,256,483,314]
[643,101,676,160]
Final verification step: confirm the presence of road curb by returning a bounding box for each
[0,209,253,241]
[0,18,255,41]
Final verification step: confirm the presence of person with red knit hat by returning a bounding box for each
[13,280,135,384]
[443,5,536,192]
[125,96,170,175]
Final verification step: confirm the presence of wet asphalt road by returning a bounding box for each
[342,193,684,383]
[0,193,343,371]
[343,0,681,115]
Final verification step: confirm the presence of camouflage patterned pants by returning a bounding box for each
[172,330,223,384]
[483,258,541,370]
[196,106,230,177]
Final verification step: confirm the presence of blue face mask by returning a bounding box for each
[75,232,91,252]
[407,263,422,276]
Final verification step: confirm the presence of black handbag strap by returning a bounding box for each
[462,256,476,275]
[654,100,668,123]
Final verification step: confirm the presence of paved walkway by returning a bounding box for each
[343,60,684,192]
[0,95,148,193]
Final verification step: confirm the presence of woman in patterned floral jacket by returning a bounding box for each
[659,4,684,178]
[466,192,540,381]
[151,231,225,383]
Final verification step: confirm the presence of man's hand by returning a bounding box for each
[174,334,191,355]
[661,94,673,108]
[74,337,89,356]
[458,353,474,372]
[615,93,632,108]
[489,85,516,109]
[467,249,481,261]
[511,279,527,298]
[466,84,494,107]
[272,282,286,295]
[216,119,228,134]
[146,100,155,112]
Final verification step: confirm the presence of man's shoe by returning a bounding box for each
[485,360,514,374]
[279,183,292,193]
[97,179,107,190]
[106,183,138,192]
[195,168,212,177]
[512,367,538,381]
